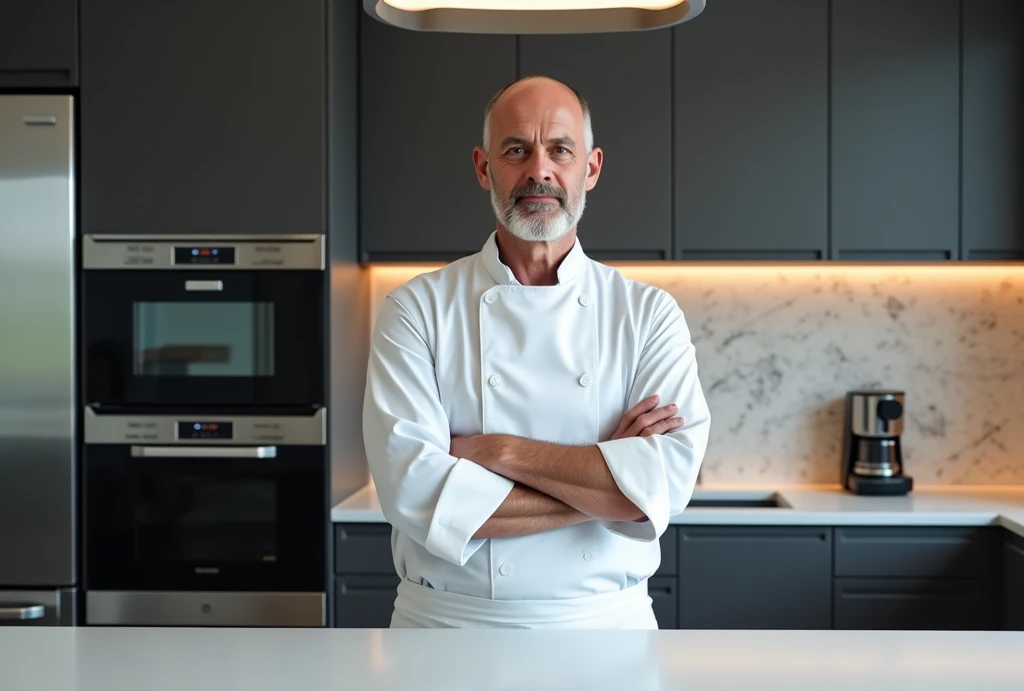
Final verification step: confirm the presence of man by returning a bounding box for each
[362,75,711,629]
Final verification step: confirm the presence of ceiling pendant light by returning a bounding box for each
[363,0,707,34]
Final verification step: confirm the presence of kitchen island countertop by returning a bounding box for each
[332,483,1024,537]
[3,626,1023,691]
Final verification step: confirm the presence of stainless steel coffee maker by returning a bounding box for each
[841,389,913,495]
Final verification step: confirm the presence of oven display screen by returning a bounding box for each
[178,421,234,440]
[173,246,236,265]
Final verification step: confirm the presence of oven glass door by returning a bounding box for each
[83,270,325,408]
[84,445,326,592]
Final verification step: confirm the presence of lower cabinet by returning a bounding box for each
[1005,532,1024,631]
[335,575,401,629]
[832,527,1001,631]
[677,526,833,629]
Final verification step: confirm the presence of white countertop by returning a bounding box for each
[4,627,1023,690]
[332,483,1024,537]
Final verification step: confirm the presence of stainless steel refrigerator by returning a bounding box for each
[0,95,78,626]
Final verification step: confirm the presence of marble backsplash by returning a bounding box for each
[367,263,1024,486]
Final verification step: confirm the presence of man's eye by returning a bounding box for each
[507,147,524,155]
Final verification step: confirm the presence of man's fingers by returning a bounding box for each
[639,417,685,438]
[613,395,660,438]
[626,404,677,437]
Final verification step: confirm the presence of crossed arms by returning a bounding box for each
[362,289,711,567]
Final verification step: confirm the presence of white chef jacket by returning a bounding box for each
[362,230,711,627]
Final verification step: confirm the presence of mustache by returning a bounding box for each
[511,183,566,204]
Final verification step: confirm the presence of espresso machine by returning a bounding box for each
[841,389,914,495]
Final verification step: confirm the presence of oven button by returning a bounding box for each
[201,603,212,615]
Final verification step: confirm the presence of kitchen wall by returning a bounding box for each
[366,262,1024,487]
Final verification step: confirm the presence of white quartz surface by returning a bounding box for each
[331,484,1024,537]
[4,627,1023,691]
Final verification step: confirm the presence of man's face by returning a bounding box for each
[475,81,602,243]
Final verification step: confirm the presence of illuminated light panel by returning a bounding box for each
[364,0,704,34]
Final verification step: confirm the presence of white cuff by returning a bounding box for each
[596,439,670,542]
[424,458,515,565]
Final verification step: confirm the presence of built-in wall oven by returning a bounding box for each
[81,235,329,627]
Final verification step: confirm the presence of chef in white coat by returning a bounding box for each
[363,75,711,629]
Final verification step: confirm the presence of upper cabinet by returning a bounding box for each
[961,0,1024,261]
[673,0,828,261]
[358,12,514,262]
[80,0,326,235]
[519,30,673,260]
[0,0,78,88]
[830,0,960,261]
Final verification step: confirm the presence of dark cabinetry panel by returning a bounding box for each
[677,526,832,629]
[962,0,1024,260]
[673,0,828,260]
[80,0,325,235]
[519,31,673,260]
[0,0,77,87]
[830,0,960,261]
[359,11,514,262]
[834,577,995,630]
[833,526,987,579]
[1005,532,1024,631]
[335,575,400,629]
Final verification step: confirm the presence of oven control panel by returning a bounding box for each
[82,234,324,270]
[178,421,235,440]
[173,246,237,265]
[83,408,326,446]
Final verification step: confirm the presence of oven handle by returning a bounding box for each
[0,604,46,620]
[129,445,278,458]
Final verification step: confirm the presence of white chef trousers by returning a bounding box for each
[389,578,659,630]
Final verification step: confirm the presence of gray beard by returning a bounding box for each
[489,173,587,243]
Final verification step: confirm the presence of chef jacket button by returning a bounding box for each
[484,291,498,304]
[579,374,592,387]
[578,294,591,307]
[488,374,502,387]
[498,563,512,576]
[583,551,593,562]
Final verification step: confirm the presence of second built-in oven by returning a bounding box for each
[83,409,328,627]
[81,234,326,410]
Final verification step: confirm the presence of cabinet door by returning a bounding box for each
[1005,533,1024,631]
[831,0,960,260]
[334,575,400,628]
[648,576,677,630]
[962,0,1024,261]
[334,524,394,574]
[359,12,514,262]
[834,578,996,630]
[0,0,77,87]
[80,0,325,235]
[519,31,672,260]
[673,0,828,260]
[677,526,832,629]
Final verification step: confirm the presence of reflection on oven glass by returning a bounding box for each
[132,302,274,376]
[137,475,277,563]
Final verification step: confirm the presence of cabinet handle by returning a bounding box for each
[23,115,57,126]
[0,604,45,620]
[185,280,224,291]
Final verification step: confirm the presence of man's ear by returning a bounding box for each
[585,147,603,192]
[473,147,490,190]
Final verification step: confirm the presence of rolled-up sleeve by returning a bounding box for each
[596,291,711,542]
[363,294,514,566]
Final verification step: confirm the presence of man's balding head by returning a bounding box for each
[482,76,594,154]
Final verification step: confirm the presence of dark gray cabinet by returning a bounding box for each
[335,575,401,629]
[358,11,514,262]
[677,526,833,629]
[833,527,1000,630]
[518,31,673,260]
[673,0,828,260]
[830,0,960,261]
[80,0,326,235]
[1005,532,1024,631]
[962,0,1024,261]
[0,0,77,87]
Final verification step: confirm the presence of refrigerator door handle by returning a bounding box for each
[0,603,46,620]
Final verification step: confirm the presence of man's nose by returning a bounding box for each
[525,150,554,183]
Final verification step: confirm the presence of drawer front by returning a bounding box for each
[834,527,988,578]
[334,575,401,628]
[834,578,996,630]
[649,576,677,629]
[334,524,395,574]
[656,527,677,576]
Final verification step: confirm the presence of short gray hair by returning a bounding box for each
[482,75,594,153]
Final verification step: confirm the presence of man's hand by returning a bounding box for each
[610,394,684,440]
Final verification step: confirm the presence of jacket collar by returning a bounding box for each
[480,230,587,286]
